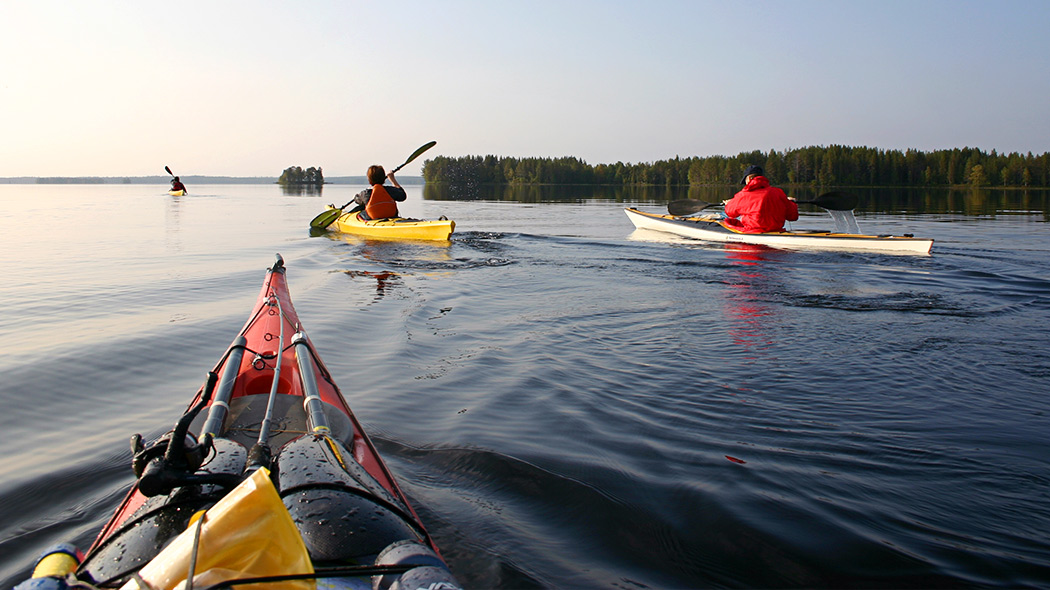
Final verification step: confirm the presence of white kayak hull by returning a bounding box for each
[625,208,933,255]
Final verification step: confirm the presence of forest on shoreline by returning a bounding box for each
[421,146,1050,188]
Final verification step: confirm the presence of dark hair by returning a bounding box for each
[367,165,386,185]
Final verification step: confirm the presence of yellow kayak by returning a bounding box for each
[168,189,185,196]
[328,207,455,241]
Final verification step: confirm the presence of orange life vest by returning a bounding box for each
[364,184,398,220]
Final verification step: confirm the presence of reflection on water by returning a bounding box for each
[722,244,776,352]
[847,186,1050,217]
[280,184,323,196]
[323,231,453,265]
[425,183,1050,217]
[165,195,182,253]
[344,270,400,304]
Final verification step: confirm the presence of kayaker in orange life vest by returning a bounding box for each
[353,165,407,220]
[722,165,798,233]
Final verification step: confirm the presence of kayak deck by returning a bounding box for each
[330,207,455,241]
[625,207,933,254]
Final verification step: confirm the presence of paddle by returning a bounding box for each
[309,141,437,229]
[667,191,858,216]
[666,199,719,216]
[797,191,858,211]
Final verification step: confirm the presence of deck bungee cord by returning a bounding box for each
[244,291,286,473]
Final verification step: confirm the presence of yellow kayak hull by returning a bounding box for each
[168,189,185,196]
[329,208,455,241]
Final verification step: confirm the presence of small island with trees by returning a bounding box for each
[278,166,324,187]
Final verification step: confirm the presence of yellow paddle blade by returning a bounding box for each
[309,208,342,229]
[120,468,314,590]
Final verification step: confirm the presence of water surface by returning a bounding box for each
[1,184,1048,588]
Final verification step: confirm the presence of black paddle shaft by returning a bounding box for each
[667,191,858,216]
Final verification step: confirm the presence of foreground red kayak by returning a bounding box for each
[17,254,459,590]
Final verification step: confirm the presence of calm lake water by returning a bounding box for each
[1,184,1049,588]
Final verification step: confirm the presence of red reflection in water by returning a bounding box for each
[345,270,398,301]
[724,242,771,265]
[722,244,776,351]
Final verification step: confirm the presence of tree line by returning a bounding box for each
[421,146,1050,188]
[278,166,324,187]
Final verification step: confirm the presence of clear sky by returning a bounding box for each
[2,0,1048,177]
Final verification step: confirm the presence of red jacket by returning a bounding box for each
[724,176,798,233]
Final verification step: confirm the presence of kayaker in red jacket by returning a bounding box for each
[170,177,187,194]
[353,165,407,220]
[723,165,798,233]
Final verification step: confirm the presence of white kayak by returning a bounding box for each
[625,207,933,255]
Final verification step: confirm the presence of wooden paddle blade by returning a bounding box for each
[667,199,716,216]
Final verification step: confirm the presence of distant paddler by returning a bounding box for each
[165,165,188,195]
[170,177,187,194]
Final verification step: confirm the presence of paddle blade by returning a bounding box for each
[391,141,437,173]
[309,208,342,229]
[667,199,717,216]
[799,191,859,211]
[164,166,173,177]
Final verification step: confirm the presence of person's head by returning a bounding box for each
[367,165,386,185]
[741,165,763,185]
[173,176,180,182]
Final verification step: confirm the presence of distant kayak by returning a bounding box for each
[625,207,933,254]
[168,189,185,196]
[328,206,455,241]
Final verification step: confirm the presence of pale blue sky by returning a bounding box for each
[2,0,1048,177]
